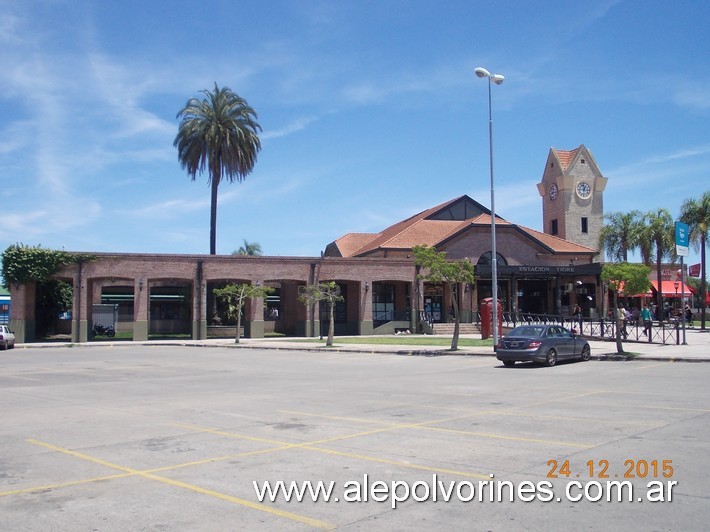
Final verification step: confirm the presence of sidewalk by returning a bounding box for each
[17,328,709,362]
[221,329,710,362]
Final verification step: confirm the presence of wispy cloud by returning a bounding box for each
[117,197,209,220]
[610,143,710,180]
[262,116,318,140]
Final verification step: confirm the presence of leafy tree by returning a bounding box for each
[212,283,274,343]
[598,210,643,262]
[413,245,475,350]
[233,239,263,256]
[642,209,675,323]
[2,244,93,287]
[175,84,262,255]
[680,191,710,330]
[298,281,343,347]
[602,263,651,354]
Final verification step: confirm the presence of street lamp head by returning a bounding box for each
[475,67,505,85]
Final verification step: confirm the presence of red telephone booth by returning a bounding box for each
[480,297,503,340]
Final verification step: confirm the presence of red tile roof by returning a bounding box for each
[329,194,596,258]
[554,147,579,171]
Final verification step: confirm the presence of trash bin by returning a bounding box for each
[480,297,502,340]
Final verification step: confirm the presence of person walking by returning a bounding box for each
[617,306,628,339]
[640,304,653,338]
[572,304,582,333]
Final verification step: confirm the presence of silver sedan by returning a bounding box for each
[496,324,590,367]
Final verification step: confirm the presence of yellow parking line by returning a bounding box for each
[175,420,492,479]
[418,426,591,448]
[280,409,400,426]
[1,445,308,498]
[25,439,334,530]
[636,362,672,370]
[302,446,490,480]
[276,410,593,448]
[0,472,134,497]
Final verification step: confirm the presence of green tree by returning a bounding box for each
[601,262,651,354]
[413,245,475,351]
[680,191,710,330]
[233,239,263,256]
[2,244,93,287]
[212,283,274,343]
[175,84,262,255]
[298,281,343,347]
[598,210,643,262]
[642,209,675,323]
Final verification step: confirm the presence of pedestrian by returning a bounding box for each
[640,305,652,337]
[572,303,582,333]
[617,306,627,339]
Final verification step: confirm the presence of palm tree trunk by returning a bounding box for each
[209,173,220,255]
[701,235,707,330]
[656,249,664,324]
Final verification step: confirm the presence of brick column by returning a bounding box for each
[245,282,265,339]
[134,278,149,341]
[359,280,373,335]
[9,282,35,343]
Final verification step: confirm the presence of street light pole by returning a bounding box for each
[475,67,504,350]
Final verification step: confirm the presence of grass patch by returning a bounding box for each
[288,336,493,347]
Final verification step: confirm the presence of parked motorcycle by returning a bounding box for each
[92,323,116,338]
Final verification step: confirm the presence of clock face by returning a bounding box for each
[548,184,558,201]
[576,181,591,199]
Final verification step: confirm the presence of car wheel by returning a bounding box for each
[545,349,557,367]
[0,340,6,350]
[580,345,590,361]
[503,360,515,367]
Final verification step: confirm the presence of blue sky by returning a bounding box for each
[1,0,708,271]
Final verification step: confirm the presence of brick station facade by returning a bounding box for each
[9,253,421,343]
[9,144,615,343]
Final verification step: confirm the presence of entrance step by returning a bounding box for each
[431,323,480,335]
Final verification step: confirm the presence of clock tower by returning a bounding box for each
[536,144,607,254]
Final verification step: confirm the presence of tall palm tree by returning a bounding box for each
[643,209,675,323]
[175,83,262,255]
[680,191,710,330]
[233,239,263,256]
[598,210,643,262]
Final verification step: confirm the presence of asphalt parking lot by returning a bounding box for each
[1,345,708,531]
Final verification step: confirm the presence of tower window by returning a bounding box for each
[581,217,588,234]
[551,219,558,235]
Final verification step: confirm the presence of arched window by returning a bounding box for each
[477,252,508,266]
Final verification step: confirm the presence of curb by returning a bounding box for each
[13,341,709,363]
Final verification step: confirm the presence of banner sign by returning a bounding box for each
[689,263,701,277]
[675,222,689,257]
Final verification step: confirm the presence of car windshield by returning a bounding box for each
[508,326,545,337]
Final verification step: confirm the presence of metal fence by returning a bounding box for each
[497,312,688,345]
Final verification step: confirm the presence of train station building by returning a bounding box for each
[10,145,621,343]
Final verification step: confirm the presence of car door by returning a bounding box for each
[550,326,575,358]
[558,327,579,358]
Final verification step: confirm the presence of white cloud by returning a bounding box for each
[262,116,318,140]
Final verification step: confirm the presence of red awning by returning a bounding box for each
[648,280,695,297]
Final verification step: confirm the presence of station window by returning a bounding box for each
[550,219,558,236]
[581,217,588,234]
